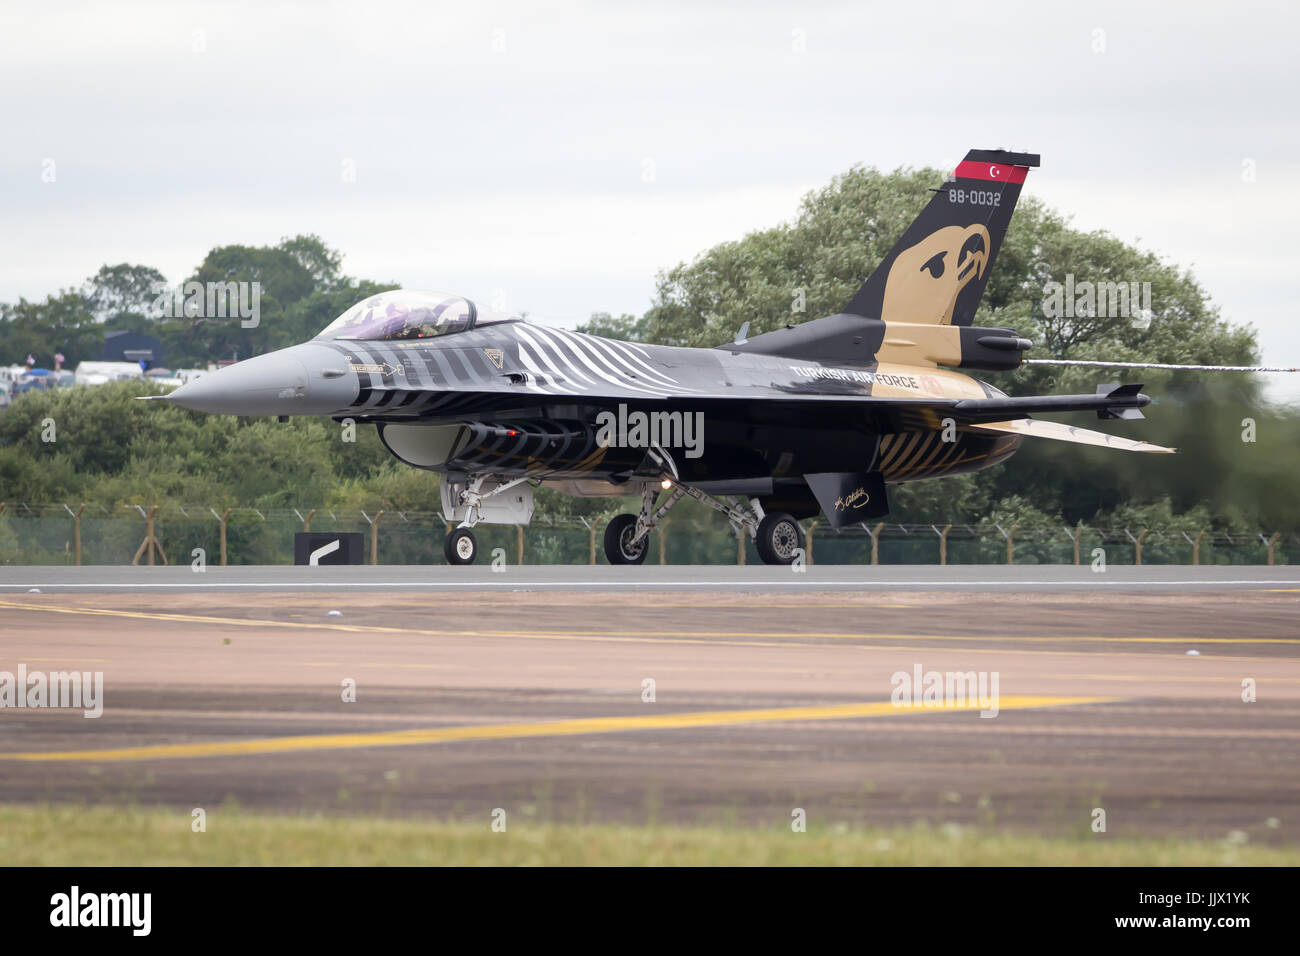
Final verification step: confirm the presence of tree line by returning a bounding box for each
[1,165,1296,542]
[0,235,396,369]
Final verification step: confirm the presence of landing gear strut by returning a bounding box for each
[603,483,681,565]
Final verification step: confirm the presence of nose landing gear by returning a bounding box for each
[441,474,533,565]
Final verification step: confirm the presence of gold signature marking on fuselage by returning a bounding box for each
[833,487,870,511]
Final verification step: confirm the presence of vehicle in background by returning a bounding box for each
[144,366,185,388]
[74,360,145,386]
[12,368,54,394]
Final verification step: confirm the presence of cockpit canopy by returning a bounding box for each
[315,290,520,342]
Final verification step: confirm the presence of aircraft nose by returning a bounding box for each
[164,344,358,416]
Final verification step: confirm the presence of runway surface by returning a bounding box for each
[2,563,1299,592]
[1,566,1298,843]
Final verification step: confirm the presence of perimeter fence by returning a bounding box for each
[0,503,1293,566]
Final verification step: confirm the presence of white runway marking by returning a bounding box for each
[1,579,1297,590]
[4,565,1297,592]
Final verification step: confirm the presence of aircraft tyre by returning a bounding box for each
[604,513,649,565]
[444,528,478,565]
[755,512,804,565]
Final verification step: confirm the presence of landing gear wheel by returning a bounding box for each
[755,512,804,565]
[604,513,649,565]
[444,528,478,565]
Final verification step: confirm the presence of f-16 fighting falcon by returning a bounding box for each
[150,148,1294,565]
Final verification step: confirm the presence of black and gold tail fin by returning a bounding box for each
[844,148,1039,327]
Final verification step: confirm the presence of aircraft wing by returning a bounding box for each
[353,381,1158,435]
[966,417,1175,454]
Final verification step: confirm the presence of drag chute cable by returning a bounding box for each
[1023,359,1298,372]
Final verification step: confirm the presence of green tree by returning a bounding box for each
[0,291,103,368]
[642,165,1258,392]
[575,312,650,342]
[156,235,353,366]
[82,264,168,323]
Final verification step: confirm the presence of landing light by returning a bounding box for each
[661,478,673,489]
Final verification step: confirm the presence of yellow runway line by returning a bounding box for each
[1048,673,1300,684]
[0,695,1113,763]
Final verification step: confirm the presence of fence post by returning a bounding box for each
[588,520,597,565]
[870,522,885,565]
[516,524,524,565]
[370,509,384,565]
[1267,531,1280,566]
[994,523,1017,565]
[147,505,160,565]
[64,504,85,566]
[737,527,746,565]
[806,520,817,565]
[1124,527,1149,565]
[211,507,231,566]
[658,520,668,565]
[131,505,166,566]
[302,509,316,533]
[934,524,951,565]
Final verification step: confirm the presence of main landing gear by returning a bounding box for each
[444,527,477,565]
[755,512,804,565]
[602,482,805,566]
[603,513,648,565]
[440,473,806,566]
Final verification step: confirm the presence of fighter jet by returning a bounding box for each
[153,148,1292,565]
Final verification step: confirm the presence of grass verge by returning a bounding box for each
[1,804,1294,866]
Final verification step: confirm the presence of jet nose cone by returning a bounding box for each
[166,352,309,415]
[165,345,358,416]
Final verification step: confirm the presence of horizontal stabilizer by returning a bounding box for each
[968,418,1175,454]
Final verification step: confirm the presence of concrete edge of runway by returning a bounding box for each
[0,563,1297,592]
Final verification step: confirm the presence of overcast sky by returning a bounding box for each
[3,0,1298,399]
